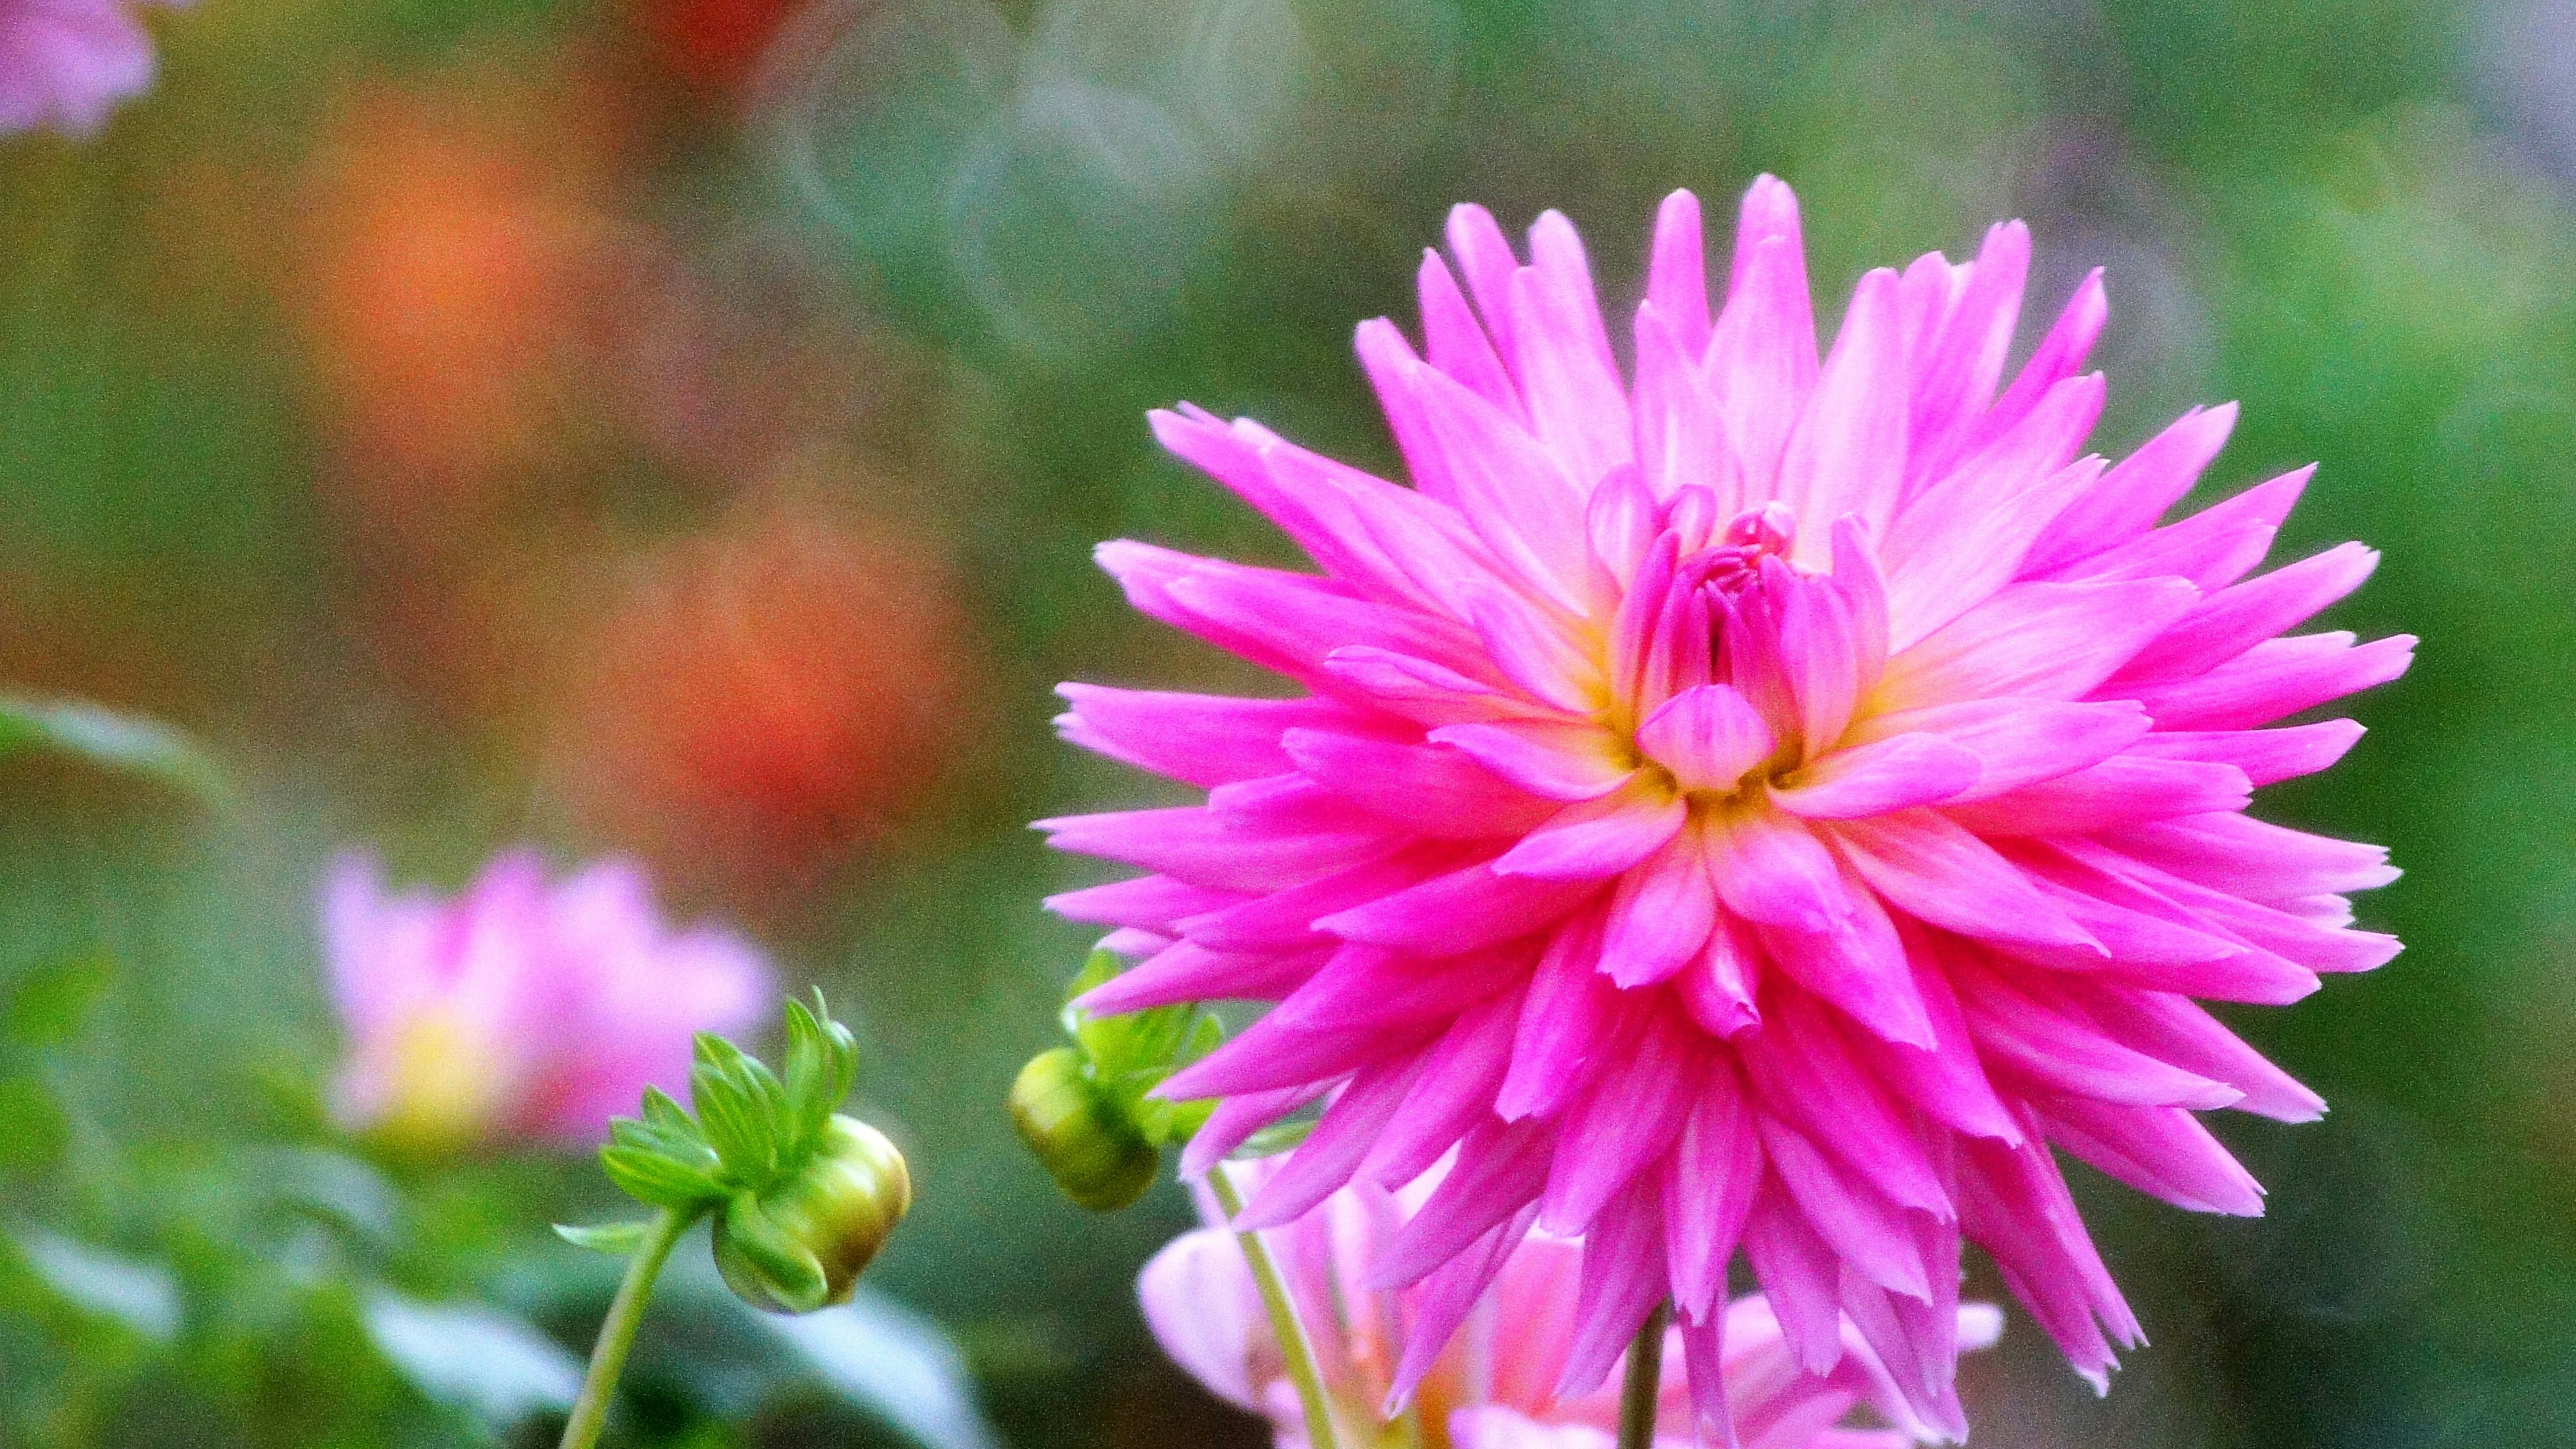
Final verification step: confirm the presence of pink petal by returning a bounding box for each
[2022,402,2238,576]
[1445,203,1525,377]
[2112,541,2380,683]
[1877,578,2200,708]
[1469,581,1609,712]
[1942,267,2106,472]
[1770,734,1981,819]
[1317,857,1597,953]
[1137,1228,1268,1411]
[2123,719,2364,786]
[1740,1180,1845,1376]
[1599,830,1718,987]
[1417,248,1519,417]
[1399,357,1598,613]
[1633,301,1739,506]
[1430,719,1636,801]
[2125,632,2416,731]
[1646,189,1713,356]
[1075,939,1323,1015]
[1497,911,1622,1121]
[1635,683,1775,793]
[1236,1056,1429,1228]
[1369,1117,1554,1290]
[2074,984,2325,1122]
[1757,1118,1929,1301]
[1666,1071,1761,1318]
[1175,846,1465,953]
[1541,1012,1697,1233]
[2101,812,2398,900]
[1285,729,1557,839]
[1908,219,2029,472]
[1364,986,1524,1188]
[1856,697,2150,803]
[1736,990,1949,1215]
[1750,881,1937,1050]
[1323,645,1555,727]
[1831,810,2098,952]
[1705,808,1854,932]
[2033,1097,2265,1216]
[1951,961,2243,1110]
[1943,757,2253,836]
[1509,211,1634,489]
[1055,683,1350,789]
[1676,912,1762,1037]
[1552,1176,1671,1398]
[1706,180,1817,493]
[1882,376,2106,649]
[1036,804,1390,893]
[1774,268,1909,557]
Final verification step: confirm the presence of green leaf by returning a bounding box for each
[601,1144,725,1209]
[2,951,115,1048]
[755,1291,1003,1449]
[0,1076,69,1172]
[553,1220,653,1254]
[13,1231,179,1340]
[0,693,229,802]
[361,1288,582,1426]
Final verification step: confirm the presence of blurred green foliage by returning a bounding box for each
[3,0,2573,1446]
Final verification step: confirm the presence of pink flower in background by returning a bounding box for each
[0,0,189,137]
[1044,176,2412,1427]
[323,850,770,1150]
[1142,1165,2001,1449]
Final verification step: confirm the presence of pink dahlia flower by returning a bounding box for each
[0,0,189,138]
[1042,175,2413,1427]
[323,850,770,1150]
[1142,1164,2002,1449]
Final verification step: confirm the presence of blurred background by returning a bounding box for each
[1,0,2571,1444]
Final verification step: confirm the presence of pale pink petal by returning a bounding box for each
[1431,719,1637,801]
[1636,683,1776,792]
[1770,734,1981,819]
[1774,268,1909,559]
[1138,1228,1270,1411]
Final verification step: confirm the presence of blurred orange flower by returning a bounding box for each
[545,493,969,894]
[290,66,638,542]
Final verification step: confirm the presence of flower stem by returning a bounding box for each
[559,1206,698,1449]
[1616,1299,1672,1449]
[1208,1164,1342,1449]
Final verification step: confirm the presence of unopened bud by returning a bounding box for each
[1009,1046,1159,1212]
[712,1114,911,1313]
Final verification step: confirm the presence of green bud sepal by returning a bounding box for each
[556,992,910,1313]
[1008,949,1223,1212]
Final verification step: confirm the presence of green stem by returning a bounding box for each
[559,1207,698,1449]
[1616,1299,1671,1449]
[1209,1164,1342,1449]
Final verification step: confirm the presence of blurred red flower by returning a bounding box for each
[546,495,968,894]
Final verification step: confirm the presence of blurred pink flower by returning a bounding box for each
[1044,176,2412,1424]
[323,850,770,1150]
[0,0,186,137]
[1142,1165,2000,1449]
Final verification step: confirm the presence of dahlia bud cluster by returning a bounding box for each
[576,992,911,1313]
[1009,949,1224,1211]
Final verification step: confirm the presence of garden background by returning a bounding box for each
[3,0,2573,1445]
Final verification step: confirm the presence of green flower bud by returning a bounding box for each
[712,1114,911,1313]
[1008,1046,1159,1212]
